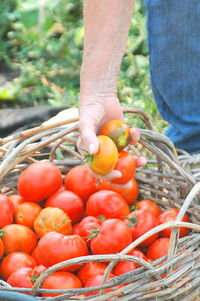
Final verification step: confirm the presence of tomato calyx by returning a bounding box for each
[0,230,4,238]
[31,272,42,283]
[130,203,138,212]
[87,228,100,241]
[124,214,138,227]
[98,215,106,223]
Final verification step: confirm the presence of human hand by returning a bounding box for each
[77,94,146,182]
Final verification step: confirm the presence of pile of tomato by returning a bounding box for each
[0,120,191,298]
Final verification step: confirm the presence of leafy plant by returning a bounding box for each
[0,0,167,132]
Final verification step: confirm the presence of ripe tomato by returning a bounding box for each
[15,202,42,229]
[0,239,4,259]
[136,199,162,217]
[88,135,118,176]
[31,247,42,265]
[41,271,82,297]
[7,267,35,291]
[90,219,132,255]
[86,190,130,220]
[33,207,72,238]
[0,224,37,255]
[7,265,46,292]
[98,178,139,205]
[18,161,63,202]
[114,261,137,276]
[158,208,191,238]
[78,216,101,244]
[100,120,131,151]
[124,210,158,247]
[8,194,25,213]
[113,248,147,275]
[37,232,88,271]
[0,194,14,228]
[111,151,136,184]
[72,223,81,235]
[146,238,170,261]
[64,165,99,202]
[45,190,84,224]
[0,252,36,280]
[77,262,108,285]
[84,273,117,296]
[129,248,148,268]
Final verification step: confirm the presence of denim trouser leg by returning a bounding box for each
[144,0,200,153]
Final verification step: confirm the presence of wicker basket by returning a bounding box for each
[0,107,200,301]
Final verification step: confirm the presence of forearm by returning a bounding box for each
[80,0,135,97]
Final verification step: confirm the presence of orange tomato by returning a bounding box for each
[0,224,38,255]
[0,252,36,280]
[33,207,72,238]
[88,135,118,176]
[100,120,131,151]
[15,202,42,229]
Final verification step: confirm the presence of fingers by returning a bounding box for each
[130,127,140,145]
[112,180,133,189]
[85,164,122,181]
[135,157,147,168]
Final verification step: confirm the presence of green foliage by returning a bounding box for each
[0,0,167,132]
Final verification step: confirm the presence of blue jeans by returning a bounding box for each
[144,0,200,153]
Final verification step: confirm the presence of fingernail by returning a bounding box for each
[89,144,96,155]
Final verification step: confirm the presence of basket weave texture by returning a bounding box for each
[0,107,200,301]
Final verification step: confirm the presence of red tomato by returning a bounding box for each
[84,273,117,296]
[32,264,46,277]
[41,271,82,297]
[33,207,72,238]
[146,238,170,261]
[37,232,88,271]
[90,219,132,255]
[0,252,36,280]
[15,202,42,229]
[86,190,130,220]
[7,265,46,293]
[0,194,14,228]
[114,261,137,276]
[0,239,4,259]
[113,248,147,275]
[124,210,158,247]
[137,199,162,217]
[64,165,99,202]
[78,216,101,244]
[45,190,84,224]
[129,248,148,268]
[100,119,131,151]
[8,194,25,213]
[98,178,139,205]
[31,247,41,265]
[88,136,119,176]
[158,208,191,238]
[18,161,63,202]
[112,151,136,184]
[7,267,34,292]
[0,224,38,255]
[72,223,80,235]
[77,262,108,285]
